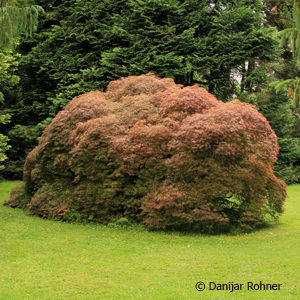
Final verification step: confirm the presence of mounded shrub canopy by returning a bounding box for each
[5,73,287,232]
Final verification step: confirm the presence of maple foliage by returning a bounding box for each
[5,74,287,232]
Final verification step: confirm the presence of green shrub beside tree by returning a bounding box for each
[0,49,19,170]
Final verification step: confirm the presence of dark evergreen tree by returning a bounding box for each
[2,0,282,178]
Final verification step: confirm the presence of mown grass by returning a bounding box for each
[0,181,299,299]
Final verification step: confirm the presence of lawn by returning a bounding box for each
[0,181,299,299]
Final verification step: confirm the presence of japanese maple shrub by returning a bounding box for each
[5,74,287,233]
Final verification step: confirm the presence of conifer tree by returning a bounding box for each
[0,0,284,178]
[271,0,300,107]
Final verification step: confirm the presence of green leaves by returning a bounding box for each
[0,49,19,170]
[273,77,300,109]
[0,0,44,50]
[276,1,300,108]
[0,110,11,169]
[279,27,300,58]
[0,133,10,169]
[1,0,290,177]
[0,50,20,89]
[197,6,278,99]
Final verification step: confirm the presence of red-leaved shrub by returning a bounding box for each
[5,73,287,233]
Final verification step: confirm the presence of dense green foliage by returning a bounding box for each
[0,0,42,174]
[239,84,300,184]
[0,0,43,50]
[260,1,300,182]
[2,0,285,179]
[274,0,300,108]
[0,0,299,185]
[236,0,300,183]
[0,113,10,169]
[5,74,287,232]
[256,85,300,184]
[0,49,19,169]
